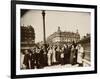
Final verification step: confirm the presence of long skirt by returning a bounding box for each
[77,52,83,64]
[52,50,56,63]
[47,53,52,66]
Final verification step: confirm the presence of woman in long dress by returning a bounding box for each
[77,44,84,66]
[60,47,64,65]
[70,45,75,65]
[56,46,61,64]
[47,47,53,66]
[52,46,56,64]
[63,44,68,64]
[20,52,25,69]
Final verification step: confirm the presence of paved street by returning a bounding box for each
[44,64,79,69]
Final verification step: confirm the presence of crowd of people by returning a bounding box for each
[21,42,84,69]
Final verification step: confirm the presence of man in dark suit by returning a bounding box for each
[29,48,35,69]
[39,46,44,68]
[23,50,31,69]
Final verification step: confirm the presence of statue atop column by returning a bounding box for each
[58,26,61,32]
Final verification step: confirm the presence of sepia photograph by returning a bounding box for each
[11,1,97,78]
[20,10,91,70]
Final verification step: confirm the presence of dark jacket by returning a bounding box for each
[23,54,30,69]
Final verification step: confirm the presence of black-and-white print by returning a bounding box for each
[20,9,91,70]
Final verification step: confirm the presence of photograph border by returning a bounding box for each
[11,0,97,78]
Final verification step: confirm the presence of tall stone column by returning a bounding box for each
[42,10,46,45]
[42,10,48,66]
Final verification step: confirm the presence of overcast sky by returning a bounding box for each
[21,10,90,43]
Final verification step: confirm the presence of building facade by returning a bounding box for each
[47,27,80,45]
[21,25,35,51]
